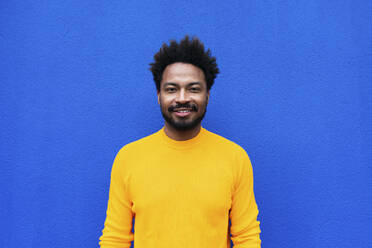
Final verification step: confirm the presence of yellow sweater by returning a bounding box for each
[99,127,261,248]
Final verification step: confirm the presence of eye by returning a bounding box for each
[190,87,201,92]
[165,87,176,93]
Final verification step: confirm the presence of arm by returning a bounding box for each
[229,151,261,248]
[99,149,134,248]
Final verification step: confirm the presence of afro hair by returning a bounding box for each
[149,35,219,91]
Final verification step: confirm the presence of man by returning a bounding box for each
[99,36,261,248]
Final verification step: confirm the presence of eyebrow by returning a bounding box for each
[162,82,203,88]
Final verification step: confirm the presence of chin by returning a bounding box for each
[173,122,200,131]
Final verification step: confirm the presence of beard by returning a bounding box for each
[160,100,208,131]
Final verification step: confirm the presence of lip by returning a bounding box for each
[173,109,192,117]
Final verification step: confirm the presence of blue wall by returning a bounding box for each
[1,1,371,247]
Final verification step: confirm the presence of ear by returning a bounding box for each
[206,91,210,103]
[157,91,160,105]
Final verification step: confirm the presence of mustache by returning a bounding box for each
[168,103,198,112]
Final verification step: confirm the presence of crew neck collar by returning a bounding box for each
[158,126,206,150]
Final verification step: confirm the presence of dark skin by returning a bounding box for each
[157,63,210,141]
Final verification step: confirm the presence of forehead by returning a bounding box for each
[161,63,206,86]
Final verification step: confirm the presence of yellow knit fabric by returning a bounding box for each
[99,127,261,248]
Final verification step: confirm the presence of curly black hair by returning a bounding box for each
[149,35,219,91]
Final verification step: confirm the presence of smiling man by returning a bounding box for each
[159,62,209,140]
[99,36,261,248]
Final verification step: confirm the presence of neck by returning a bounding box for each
[163,123,202,141]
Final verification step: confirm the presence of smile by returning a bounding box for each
[173,109,193,117]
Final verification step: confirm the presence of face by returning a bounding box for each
[158,62,209,131]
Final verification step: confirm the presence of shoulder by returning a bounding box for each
[203,129,253,185]
[115,129,161,158]
[203,128,249,158]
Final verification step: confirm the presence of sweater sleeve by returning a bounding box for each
[99,149,134,248]
[229,150,261,248]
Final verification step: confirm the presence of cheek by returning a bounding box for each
[196,96,209,107]
[159,97,172,109]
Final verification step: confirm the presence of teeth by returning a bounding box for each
[176,110,190,113]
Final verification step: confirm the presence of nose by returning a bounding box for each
[175,89,190,103]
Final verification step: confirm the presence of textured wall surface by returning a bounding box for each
[1,1,371,247]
